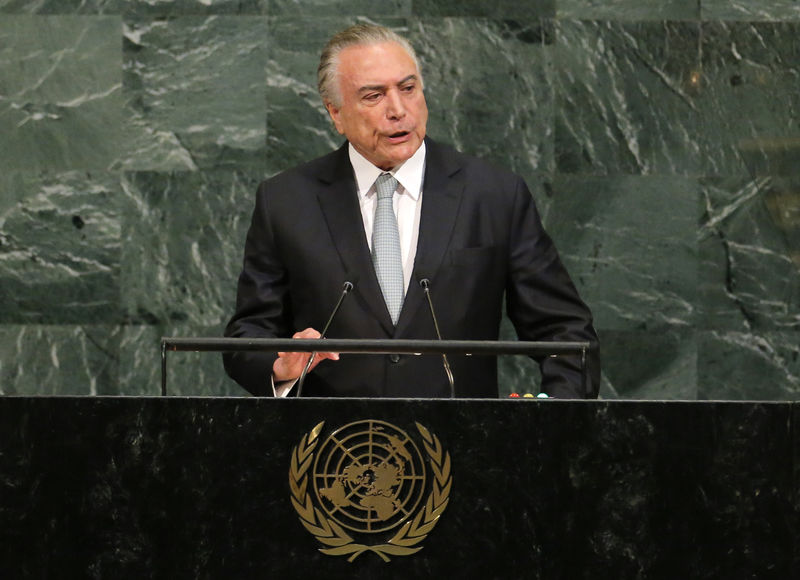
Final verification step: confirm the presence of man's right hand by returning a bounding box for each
[272,327,340,382]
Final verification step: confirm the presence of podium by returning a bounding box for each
[0,396,796,579]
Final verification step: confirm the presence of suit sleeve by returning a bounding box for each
[505,177,601,398]
[223,181,291,396]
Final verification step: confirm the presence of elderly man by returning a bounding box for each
[224,24,600,398]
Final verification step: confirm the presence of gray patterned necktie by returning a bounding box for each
[372,172,404,325]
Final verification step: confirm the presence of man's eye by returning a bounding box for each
[401,84,415,92]
[364,93,382,102]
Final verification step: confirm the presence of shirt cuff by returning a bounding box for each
[272,375,297,398]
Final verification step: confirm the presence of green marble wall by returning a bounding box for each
[1,1,798,399]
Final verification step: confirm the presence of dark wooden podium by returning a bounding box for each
[0,396,796,579]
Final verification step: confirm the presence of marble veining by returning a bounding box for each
[699,177,800,332]
[702,0,800,21]
[699,21,800,176]
[120,170,259,327]
[0,171,121,323]
[558,0,701,21]
[121,16,268,171]
[0,16,123,171]
[555,20,702,176]
[0,325,119,395]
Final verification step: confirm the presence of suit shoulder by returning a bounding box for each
[428,139,522,184]
[427,140,527,203]
[257,146,346,194]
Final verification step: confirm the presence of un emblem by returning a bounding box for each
[289,420,452,562]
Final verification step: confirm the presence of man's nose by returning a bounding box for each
[384,89,406,119]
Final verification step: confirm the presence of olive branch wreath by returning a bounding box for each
[288,421,452,562]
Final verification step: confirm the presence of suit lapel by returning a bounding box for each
[315,144,396,333]
[396,139,464,335]
[316,140,465,336]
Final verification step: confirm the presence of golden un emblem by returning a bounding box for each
[289,420,452,562]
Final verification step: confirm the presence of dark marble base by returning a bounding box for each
[0,398,796,579]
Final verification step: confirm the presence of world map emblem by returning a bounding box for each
[289,420,452,561]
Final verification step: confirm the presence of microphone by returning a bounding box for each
[295,279,354,397]
[418,277,455,398]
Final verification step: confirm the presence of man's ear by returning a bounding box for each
[325,101,345,135]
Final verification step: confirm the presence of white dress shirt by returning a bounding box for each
[349,141,426,291]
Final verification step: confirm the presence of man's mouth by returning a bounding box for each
[387,131,411,142]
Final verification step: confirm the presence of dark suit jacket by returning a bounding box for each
[224,138,600,398]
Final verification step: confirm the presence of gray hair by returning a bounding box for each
[318,24,423,108]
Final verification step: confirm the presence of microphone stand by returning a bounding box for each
[420,278,455,398]
[295,281,353,397]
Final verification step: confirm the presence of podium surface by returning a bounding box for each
[1,397,797,579]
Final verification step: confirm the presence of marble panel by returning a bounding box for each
[0,0,121,14]
[121,0,410,16]
[265,17,360,172]
[545,175,698,331]
[120,170,260,327]
[269,0,411,16]
[702,0,800,21]
[0,16,123,171]
[120,324,242,396]
[411,0,555,18]
[598,328,697,399]
[698,21,800,177]
[124,0,267,16]
[0,171,122,324]
[554,20,702,176]
[411,18,555,180]
[121,16,268,171]
[0,325,119,395]
[699,177,800,331]
[698,331,800,400]
[557,0,700,21]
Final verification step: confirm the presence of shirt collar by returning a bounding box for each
[348,141,426,201]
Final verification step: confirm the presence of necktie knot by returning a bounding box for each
[375,173,398,200]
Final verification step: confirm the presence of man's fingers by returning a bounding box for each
[293,327,322,339]
[292,329,338,362]
[273,328,340,381]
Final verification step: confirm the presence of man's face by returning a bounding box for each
[326,42,428,171]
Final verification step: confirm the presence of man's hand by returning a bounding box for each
[272,327,340,382]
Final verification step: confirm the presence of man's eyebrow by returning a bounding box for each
[397,74,418,85]
[357,75,419,94]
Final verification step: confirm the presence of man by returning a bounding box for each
[224,24,600,398]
